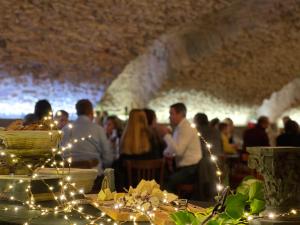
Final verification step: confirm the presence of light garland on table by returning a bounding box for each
[0,113,114,225]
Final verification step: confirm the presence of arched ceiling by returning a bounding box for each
[0,0,233,84]
[100,0,300,123]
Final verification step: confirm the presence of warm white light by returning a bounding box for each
[247,216,253,221]
[216,184,223,191]
[211,155,217,161]
[191,123,196,128]
[68,124,73,129]
[268,213,275,219]
[291,209,297,215]
[216,170,222,176]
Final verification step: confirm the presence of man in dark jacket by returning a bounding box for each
[243,116,270,150]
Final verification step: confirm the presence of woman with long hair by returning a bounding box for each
[120,109,160,158]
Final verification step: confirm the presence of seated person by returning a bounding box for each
[55,110,69,130]
[159,103,202,193]
[61,99,113,192]
[120,109,161,160]
[219,122,238,154]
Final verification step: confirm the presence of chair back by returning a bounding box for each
[124,158,165,187]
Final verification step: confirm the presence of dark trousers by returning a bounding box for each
[165,164,198,193]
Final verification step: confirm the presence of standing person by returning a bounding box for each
[276,120,300,146]
[193,113,222,201]
[243,116,270,150]
[55,110,69,130]
[104,115,123,161]
[61,99,113,192]
[159,103,202,192]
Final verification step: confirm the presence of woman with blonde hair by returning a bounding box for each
[120,109,160,159]
[114,109,161,190]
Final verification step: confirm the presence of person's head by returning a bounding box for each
[223,117,234,133]
[143,108,157,127]
[257,116,269,129]
[194,113,209,128]
[121,109,150,155]
[284,120,299,134]
[219,122,230,136]
[55,110,69,129]
[169,103,187,127]
[34,99,52,120]
[210,118,220,129]
[105,115,123,137]
[75,99,93,121]
[282,116,291,125]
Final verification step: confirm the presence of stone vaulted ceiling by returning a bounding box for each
[0,0,233,84]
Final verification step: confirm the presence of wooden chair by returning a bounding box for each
[124,159,165,187]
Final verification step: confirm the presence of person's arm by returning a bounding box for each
[98,127,113,168]
[163,125,192,157]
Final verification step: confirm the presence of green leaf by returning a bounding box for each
[236,184,249,197]
[249,181,264,200]
[170,211,198,225]
[250,198,265,214]
[207,220,219,225]
[225,193,247,219]
[216,212,237,224]
[242,176,255,182]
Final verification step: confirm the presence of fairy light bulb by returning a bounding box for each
[191,123,196,128]
[268,213,275,219]
[216,184,223,191]
[291,209,297,215]
[211,155,217,162]
[247,216,253,221]
[68,124,73,129]
[216,170,222,176]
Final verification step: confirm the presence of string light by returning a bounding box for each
[268,213,275,219]
[0,112,298,225]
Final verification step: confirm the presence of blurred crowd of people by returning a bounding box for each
[20,99,300,197]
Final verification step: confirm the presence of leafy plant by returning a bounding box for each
[171,177,265,225]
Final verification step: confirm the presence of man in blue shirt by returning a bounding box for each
[62,99,113,192]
